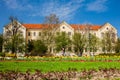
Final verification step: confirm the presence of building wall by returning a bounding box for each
[24,22,117,42]
[26,29,42,41]
[59,22,74,38]
[3,21,118,54]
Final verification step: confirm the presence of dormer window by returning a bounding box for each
[101,33,104,37]
[63,26,65,29]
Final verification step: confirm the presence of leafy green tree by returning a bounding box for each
[72,32,86,56]
[54,32,71,55]
[31,40,47,56]
[0,34,3,52]
[102,32,115,53]
[89,33,100,54]
[27,40,34,53]
[115,37,120,53]
[4,34,25,54]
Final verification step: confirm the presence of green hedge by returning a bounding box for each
[0,52,5,57]
[98,53,120,56]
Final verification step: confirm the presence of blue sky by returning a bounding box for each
[0,0,120,35]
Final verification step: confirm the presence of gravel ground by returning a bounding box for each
[0,68,120,80]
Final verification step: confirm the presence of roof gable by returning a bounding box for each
[5,20,25,30]
[60,21,74,31]
[100,22,117,32]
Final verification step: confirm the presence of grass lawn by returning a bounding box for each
[0,61,120,73]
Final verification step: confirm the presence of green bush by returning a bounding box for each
[0,52,5,57]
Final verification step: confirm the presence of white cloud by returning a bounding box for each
[3,0,108,22]
[3,0,33,10]
[86,0,108,12]
[3,0,18,9]
[3,0,85,21]
[31,0,85,21]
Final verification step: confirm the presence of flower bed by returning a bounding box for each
[1,56,120,62]
[0,68,120,80]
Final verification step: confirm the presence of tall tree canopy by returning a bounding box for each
[89,33,100,53]
[115,37,120,53]
[101,31,115,53]
[40,14,60,53]
[0,34,3,52]
[31,40,47,56]
[55,32,71,54]
[72,33,86,56]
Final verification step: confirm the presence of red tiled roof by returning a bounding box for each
[23,24,44,29]
[23,24,58,29]
[90,25,101,30]
[70,24,101,30]
[23,24,101,30]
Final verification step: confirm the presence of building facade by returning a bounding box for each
[3,21,117,55]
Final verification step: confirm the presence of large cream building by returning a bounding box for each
[3,21,117,55]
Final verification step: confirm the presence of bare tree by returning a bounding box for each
[3,16,25,56]
[39,14,60,54]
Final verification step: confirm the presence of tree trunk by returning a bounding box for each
[79,48,83,57]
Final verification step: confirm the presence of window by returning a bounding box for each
[28,32,30,36]
[112,33,115,38]
[34,32,36,36]
[101,33,104,37]
[39,32,41,36]
[68,32,71,36]
[19,31,22,34]
[94,33,96,36]
[112,33,115,43]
